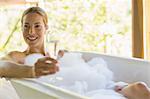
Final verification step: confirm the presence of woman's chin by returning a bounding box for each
[27,42,40,47]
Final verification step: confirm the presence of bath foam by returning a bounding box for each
[24,53,127,99]
[55,53,114,91]
[24,53,44,66]
[24,53,114,92]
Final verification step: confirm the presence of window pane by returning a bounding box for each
[0,0,132,57]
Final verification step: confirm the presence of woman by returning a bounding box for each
[2,7,150,99]
[2,7,49,62]
[1,7,59,78]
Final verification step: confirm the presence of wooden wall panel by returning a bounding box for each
[132,0,144,58]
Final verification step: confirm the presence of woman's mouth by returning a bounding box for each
[27,36,38,42]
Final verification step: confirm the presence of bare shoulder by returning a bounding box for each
[1,51,26,61]
[8,51,25,57]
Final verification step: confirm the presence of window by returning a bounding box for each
[0,0,132,57]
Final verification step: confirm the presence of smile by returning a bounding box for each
[27,36,38,41]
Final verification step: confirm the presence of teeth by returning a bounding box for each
[27,37,37,41]
[29,37,36,40]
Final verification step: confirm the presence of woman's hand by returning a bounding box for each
[33,57,59,77]
[57,50,68,59]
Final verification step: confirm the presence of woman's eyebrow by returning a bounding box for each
[24,23,29,25]
[34,22,41,25]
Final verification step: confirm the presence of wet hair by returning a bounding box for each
[21,7,48,25]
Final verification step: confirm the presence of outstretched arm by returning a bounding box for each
[0,61,33,78]
[0,57,59,78]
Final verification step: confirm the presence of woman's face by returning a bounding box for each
[22,13,47,47]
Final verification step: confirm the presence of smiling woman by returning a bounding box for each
[0,7,59,78]
[1,7,51,63]
[0,7,59,75]
[22,13,46,49]
[21,7,49,55]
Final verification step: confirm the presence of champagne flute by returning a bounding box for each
[46,40,64,84]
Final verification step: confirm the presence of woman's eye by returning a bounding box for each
[35,25,41,28]
[24,25,29,29]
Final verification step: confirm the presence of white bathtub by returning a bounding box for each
[10,52,150,99]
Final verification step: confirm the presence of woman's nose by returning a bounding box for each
[29,27,35,35]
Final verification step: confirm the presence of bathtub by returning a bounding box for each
[10,52,150,99]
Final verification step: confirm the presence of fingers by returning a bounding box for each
[37,57,58,64]
[58,50,68,58]
[38,65,59,72]
[35,61,59,70]
[35,67,58,77]
[34,57,59,77]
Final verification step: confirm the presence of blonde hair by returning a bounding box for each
[21,7,48,25]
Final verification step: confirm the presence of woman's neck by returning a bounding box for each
[25,44,46,55]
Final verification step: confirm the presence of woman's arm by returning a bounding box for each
[0,57,59,78]
[0,61,33,78]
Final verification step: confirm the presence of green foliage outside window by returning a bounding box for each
[0,0,131,57]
